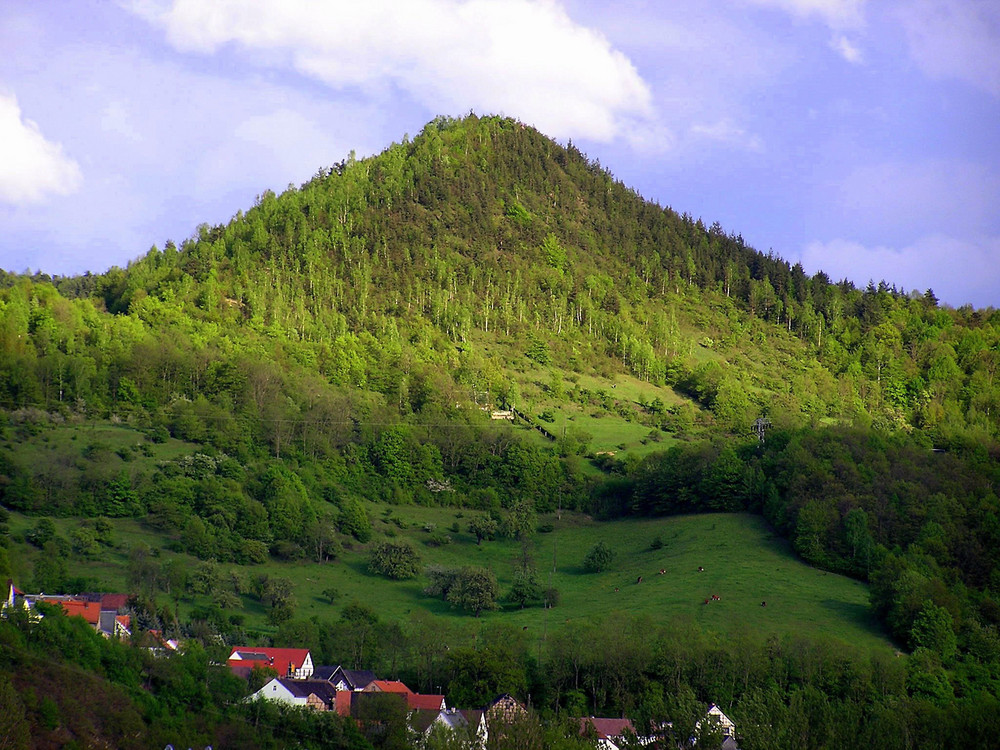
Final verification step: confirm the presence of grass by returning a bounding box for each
[9,508,893,655]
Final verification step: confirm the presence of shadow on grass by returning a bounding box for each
[820,599,881,630]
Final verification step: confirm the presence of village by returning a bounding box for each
[3,578,739,749]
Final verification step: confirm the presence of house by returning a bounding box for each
[315,665,377,691]
[579,717,640,750]
[1,579,33,617]
[478,694,528,748]
[695,704,738,749]
[250,677,339,711]
[411,707,479,744]
[98,610,132,640]
[227,647,314,679]
[364,679,413,695]
[33,596,131,639]
[363,679,446,711]
[485,693,526,723]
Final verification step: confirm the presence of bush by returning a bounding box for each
[368,540,421,579]
[583,541,615,573]
[147,425,169,444]
[425,532,452,547]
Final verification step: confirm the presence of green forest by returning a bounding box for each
[2,114,999,748]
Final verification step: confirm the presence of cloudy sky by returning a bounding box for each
[1,0,998,308]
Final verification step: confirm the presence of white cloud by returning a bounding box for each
[829,34,863,63]
[800,234,1000,308]
[893,0,1000,96]
[739,0,867,29]
[689,119,763,151]
[129,0,652,142]
[0,91,82,204]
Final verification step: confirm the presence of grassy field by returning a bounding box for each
[10,508,892,656]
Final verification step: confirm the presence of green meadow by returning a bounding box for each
[10,507,892,655]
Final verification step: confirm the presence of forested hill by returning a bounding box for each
[4,113,998,450]
[4,113,1000,739]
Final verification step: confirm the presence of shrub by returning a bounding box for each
[368,540,421,580]
[583,541,615,573]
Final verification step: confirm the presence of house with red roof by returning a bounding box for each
[362,679,445,711]
[2,579,31,616]
[364,679,413,695]
[227,647,314,679]
[59,599,103,627]
[579,717,640,750]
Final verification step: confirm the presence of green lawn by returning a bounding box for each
[9,505,892,656]
[204,510,890,654]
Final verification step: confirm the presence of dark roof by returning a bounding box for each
[312,665,338,681]
[236,651,270,661]
[329,666,377,690]
[409,708,441,733]
[278,679,339,702]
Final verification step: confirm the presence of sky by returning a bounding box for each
[1,0,998,308]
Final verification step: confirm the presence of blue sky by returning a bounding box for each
[1,0,998,307]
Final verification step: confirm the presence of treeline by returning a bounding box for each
[609,427,1000,704]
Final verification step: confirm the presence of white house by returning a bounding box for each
[696,704,738,748]
[250,677,338,711]
[227,647,314,679]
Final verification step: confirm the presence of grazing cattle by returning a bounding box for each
[636,576,642,584]
[698,566,704,572]
[761,601,767,607]
[614,587,619,592]
[704,599,710,604]
[659,569,665,575]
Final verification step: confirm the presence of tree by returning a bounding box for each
[340,497,373,542]
[258,575,296,624]
[583,541,615,573]
[369,540,421,580]
[468,515,498,545]
[910,600,957,663]
[447,567,499,616]
[355,692,411,750]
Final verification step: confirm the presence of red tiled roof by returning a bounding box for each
[407,694,446,711]
[580,717,636,740]
[100,593,130,611]
[59,600,102,625]
[227,647,310,678]
[368,680,413,694]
